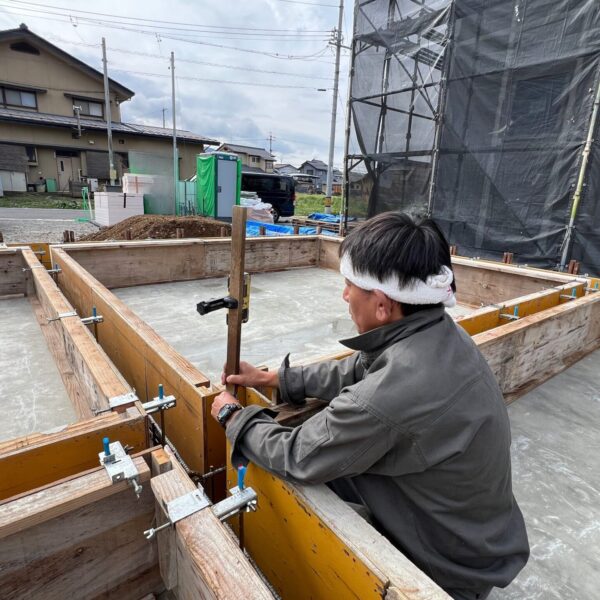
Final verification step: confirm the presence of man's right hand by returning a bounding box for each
[221,361,280,389]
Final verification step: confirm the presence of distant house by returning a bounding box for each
[274,163,298,175]
[298,159,329,191]
[217,143,276,173]
[0,24,217,192]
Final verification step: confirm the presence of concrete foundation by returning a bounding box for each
[0,296,76,442]
[114,267,473,381]
[490,349,600,599]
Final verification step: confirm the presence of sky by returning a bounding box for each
[0,0,354,168]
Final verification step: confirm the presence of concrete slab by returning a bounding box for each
[0,296,76,442]
[490,349,600,600]
[114,267,473,382]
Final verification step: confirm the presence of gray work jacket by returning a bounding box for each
[227,307,529,591]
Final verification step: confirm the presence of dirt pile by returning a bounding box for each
[80,215,231,241]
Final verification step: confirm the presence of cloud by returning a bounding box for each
[0,0,351,167]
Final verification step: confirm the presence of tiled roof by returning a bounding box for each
[0,107,219,145]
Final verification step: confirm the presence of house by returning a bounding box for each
[274,163,298,175]
[217,143,275,173]
[298,159,328,191]
[0,24,218,192]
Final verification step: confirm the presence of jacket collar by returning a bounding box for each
[340,307,446,361]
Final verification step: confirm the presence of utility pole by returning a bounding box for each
[268,131,273,154]
[171,52,178,212]
[324,0,344,214]
[101,37,115,186]
[162,107,167,128]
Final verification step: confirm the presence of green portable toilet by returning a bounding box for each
[196,152,241,218]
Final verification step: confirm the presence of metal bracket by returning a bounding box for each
[47,266,62,275]
[99,441,142,498]
[81,314,104,325]
[213,486,258,521]
[142,394,176,414]
[108,391,139,410]
[143,485,258,539]
[22,265,45,271]
[47,311,78,322]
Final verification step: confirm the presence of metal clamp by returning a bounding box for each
[142,394,176,414]
[47,311,78,322]
[99,439,142,498]
[48,266,62,275]
[22,265,45,272]
[108,391,139,411]
[81,314,104,326]
[143,484,258,540]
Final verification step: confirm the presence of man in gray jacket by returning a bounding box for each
[212,212,529,599]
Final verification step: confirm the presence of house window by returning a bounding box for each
[74,99,104,118]
[2,86,37,108]
[25,146,37,164]
[307,169,314,175]
[250,155,259,163]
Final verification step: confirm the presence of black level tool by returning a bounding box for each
[196,296,238,315]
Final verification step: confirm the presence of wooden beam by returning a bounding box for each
[22,247,131,417]
[51,247,213,473]
[0,459,162,600]
[0,456,150,540]
[226,206,248,395]
[151,467,275,599]
[0,246,28,296]
[0,408,146,501]
[54,237,319,289]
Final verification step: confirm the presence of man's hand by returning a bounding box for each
[221,361,279,389]
[211,391,242,426]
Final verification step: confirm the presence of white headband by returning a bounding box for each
[340,253,456,308]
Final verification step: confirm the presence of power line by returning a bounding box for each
[45,35,334,80]
[111,67,331,91]
[0,6,336,61]
[4,0,332,32]
[277,0,338,7]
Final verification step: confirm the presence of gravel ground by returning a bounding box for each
[0,208,99,243]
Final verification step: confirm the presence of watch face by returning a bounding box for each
[217,405,231,421]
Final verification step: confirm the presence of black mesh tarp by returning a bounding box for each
[346,0,600,275]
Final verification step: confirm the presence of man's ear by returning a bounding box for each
[373,290,394,322]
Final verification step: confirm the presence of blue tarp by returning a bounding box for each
[305,213,355,223]
[246,220,337,237]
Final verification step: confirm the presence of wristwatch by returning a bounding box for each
[217,403,242,429]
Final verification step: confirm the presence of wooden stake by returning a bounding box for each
[63,230,69,243]
[176,228,184,239]
[69,230,75,243]
[259,225,266,236]
[449,244,457,256]
[225,206,248,396]
[220,226,227,238]
[125,228,132,240]
[0,232,4,243]
[316,226,322,235]
[293,224,300,235]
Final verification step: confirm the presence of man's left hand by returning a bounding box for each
[211,391,242,423]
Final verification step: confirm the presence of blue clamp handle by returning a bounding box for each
[103,436,110,456]
[158,384,164,400]
[237,465,247,491]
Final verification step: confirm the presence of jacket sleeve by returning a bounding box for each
[226,387,398,485]
[278,352,364,405]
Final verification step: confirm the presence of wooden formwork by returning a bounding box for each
[38,236,599,599]
[0,246,148,500]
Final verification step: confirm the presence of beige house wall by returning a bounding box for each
[0,122,203,183]
[0,39,123,121]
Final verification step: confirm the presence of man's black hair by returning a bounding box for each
[339,212,456,315]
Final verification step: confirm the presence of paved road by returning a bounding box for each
[0,207,90,220]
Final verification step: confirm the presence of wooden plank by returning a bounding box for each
[151,448,173,476]
[0,408,147,501]
[0,247,28,296]
[52,248,213,473]
[226,206,248,394]
[0,456,150,540]
[0,467,162,600]
[317,235,341,271]
[151,468,274,599]
[21,248,132,417]
[7,242,52,269]
[475,292,600,402]
[451,258,585,307]
[55,237,319,289]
